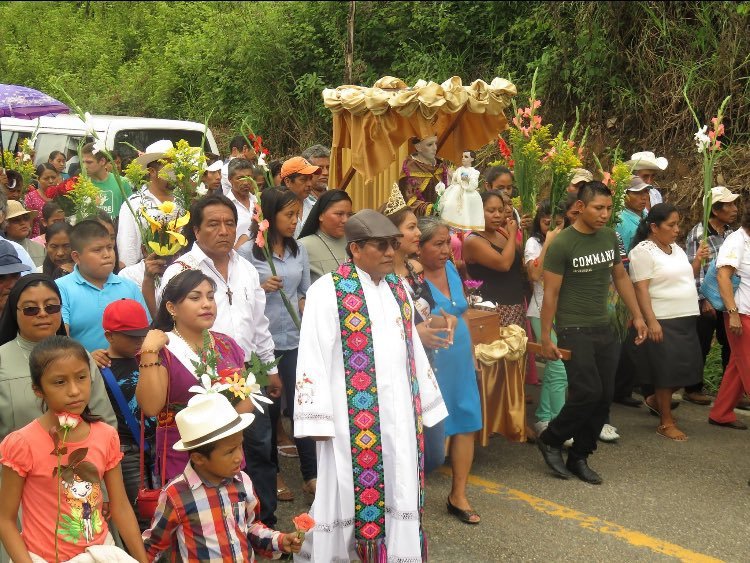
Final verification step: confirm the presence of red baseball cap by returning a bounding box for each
[103,299,150,336]
[280,156,321,180]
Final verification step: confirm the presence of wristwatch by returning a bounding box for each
[726,307,739,314]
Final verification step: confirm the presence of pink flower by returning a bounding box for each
[601,171,612,186]
[532,99,542,109]
[708,130,716,141]
[532,115,542,127]
[258,219,269,232]
[464,279,484,290]
[520,126,531,137]
[523,107,532,118]
[516,107,524,116]
[255,230,266,248]
[512,116,523,129]
[713,140,721,150]
[56,412,82,430]
[716,123,725,137]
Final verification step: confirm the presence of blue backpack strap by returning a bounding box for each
[100,366,148,452]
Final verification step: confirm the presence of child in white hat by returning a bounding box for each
[142,393,303,561]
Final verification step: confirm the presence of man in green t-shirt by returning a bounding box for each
[82,142,133,218]
[538,182,647,484]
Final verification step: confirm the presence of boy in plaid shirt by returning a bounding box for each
[142,393,303,562]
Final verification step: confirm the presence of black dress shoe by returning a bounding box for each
[537,439,572,479]
[566,457,603,485]
[614,396,642,408]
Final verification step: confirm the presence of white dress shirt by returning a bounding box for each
[157,243,277,370]
[226,190,257,244]
[294,197,314,239]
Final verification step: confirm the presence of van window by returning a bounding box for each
[34,133,92,170]
[114,129,210,167]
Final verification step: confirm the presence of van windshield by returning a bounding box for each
[114,129,211,166]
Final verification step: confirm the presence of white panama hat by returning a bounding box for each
[135,139,175,168]
[173,393,254,452]
[626,151,668,172]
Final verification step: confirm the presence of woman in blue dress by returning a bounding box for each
[418,215,482,525]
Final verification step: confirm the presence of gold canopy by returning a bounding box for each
[324,75,517,209]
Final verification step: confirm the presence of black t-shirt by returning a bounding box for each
[105,357,156,447]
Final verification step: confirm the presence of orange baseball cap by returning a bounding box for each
[280,156,321,180]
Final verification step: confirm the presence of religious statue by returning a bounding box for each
[439,150,484,231]
[398,135,449,216]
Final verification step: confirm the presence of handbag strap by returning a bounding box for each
[100,366,147,451]
[139,350,170,492]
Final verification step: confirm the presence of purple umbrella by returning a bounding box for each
[0,84,69,119]
[0,84,70,168]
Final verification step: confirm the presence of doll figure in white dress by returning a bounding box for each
[439,150,484,230]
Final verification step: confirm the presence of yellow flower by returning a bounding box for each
[140,207,162,234]
[166,230,187,246]
[157,201,176,215]
[167,211,190,230]
[148,240,183,256]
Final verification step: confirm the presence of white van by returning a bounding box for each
[0,114,220,172]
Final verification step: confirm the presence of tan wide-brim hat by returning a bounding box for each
[626,151,668,171]
[5,200,38,221]
[135,139,175,168]
[173,393,255,452]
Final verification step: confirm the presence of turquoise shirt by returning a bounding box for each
[616,208,646,254]
[56,266,150,351]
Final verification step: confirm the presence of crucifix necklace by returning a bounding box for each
[226,287,233,305]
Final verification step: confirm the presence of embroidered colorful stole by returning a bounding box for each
[332,262,426,562]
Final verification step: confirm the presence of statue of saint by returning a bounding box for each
[398,135,448,215]
[439,150,484,230]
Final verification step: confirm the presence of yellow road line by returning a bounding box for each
[438,467,723,563]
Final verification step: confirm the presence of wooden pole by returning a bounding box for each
[436,104,468,151]
[339,165,356,191]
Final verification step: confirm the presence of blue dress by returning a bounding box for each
[425,261,482,436]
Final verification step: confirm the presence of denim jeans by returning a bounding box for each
[529,317,568,422]
[542,325,619,458]
[270,348,317,482]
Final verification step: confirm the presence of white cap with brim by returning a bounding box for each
[135,139,175,168]
[205,160,223,172]
[627,176,651,192]
[173,393,255,452]
[711,186,740,204]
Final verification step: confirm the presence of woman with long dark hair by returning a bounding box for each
[40,221,73,278]
[239,187,316,502]
[24,163,58,238]
[298,189,352,282]
[628,203,706,440]
[135,269,251,482]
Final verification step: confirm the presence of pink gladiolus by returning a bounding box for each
[521,126,531,137]
[516,107,524,116]
[258,219,269,232]
[512,116,522,128]
[523,107,532,118]
[532,115,542,127]
[708,130,716,141]
[713,140,721,150]
[532,99,542,109]
[716,123,725,137]
[567,140,575,148]
[602,172,612,186]
[577,147,585,159]
[255,230,266,248]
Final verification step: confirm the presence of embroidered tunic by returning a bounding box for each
[294,267,447,563]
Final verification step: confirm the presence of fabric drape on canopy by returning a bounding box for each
[325,76,516,204]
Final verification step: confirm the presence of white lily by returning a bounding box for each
[189,373,230,395]
[694,125,710,153]
[244,372,273,413]
[257,152,267,168]
[196,183,208,196]
[92,140,106,155]
[83,111,97,137]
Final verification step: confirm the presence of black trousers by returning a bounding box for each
[613,338,638,400]
[242,389,277,528]
[688,309,731,393]
[543,326,619,458]
[269,348,317,482]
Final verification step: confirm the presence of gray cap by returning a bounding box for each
[0,240,31,276]
[344,209,403,243]
[627,176,651,192]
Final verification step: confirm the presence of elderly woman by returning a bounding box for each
[628,204,707,440]
[418,215,481,524]
[709,197,750,430]
[298,189,352,283]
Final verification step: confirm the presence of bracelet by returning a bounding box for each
[139,361,161,368]
[727,307,739,314]
[140,349,160,356]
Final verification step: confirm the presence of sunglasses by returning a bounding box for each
[18,304,62,317]
[362,238,401,252]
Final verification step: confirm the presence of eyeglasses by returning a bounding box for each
[361,238,401,252]
[18,304,62,317]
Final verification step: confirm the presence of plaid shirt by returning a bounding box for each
[143,462,284,562]
[685,221,734,294]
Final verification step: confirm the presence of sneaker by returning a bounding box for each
[563,438,574,448]
[599,423,620,442]
[534,420,550,434]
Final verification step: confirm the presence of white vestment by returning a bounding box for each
[439,166,484,231]
[294,268,447,563]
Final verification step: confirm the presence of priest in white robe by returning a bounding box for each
[294,209,447,563]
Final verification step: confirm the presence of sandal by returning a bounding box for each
[644,396,678,421]
[657,423,687,441]
[277,444,299,458]
[302,478,317,498]
[447,496,480,525]
[277,486,295,502]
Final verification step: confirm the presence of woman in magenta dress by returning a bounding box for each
[136,269,252,482]
[24,163,58,238]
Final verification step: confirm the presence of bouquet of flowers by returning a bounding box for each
[46,174,104,223]
[140,200,190,257]
[2,147,36,197]
[188,330,278,409]
[506,68,552,225]
[123,159,149,192]
[464,279,484,306]
[241,118,274,189]
[158,139,207,211]
[683,81,731,245]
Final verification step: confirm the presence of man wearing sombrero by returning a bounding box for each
[626,151,668,211]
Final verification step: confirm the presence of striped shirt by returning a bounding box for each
[685,222,734,294]
[142,462,284,562]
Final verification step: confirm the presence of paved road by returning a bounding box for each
[273,386,749,562]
